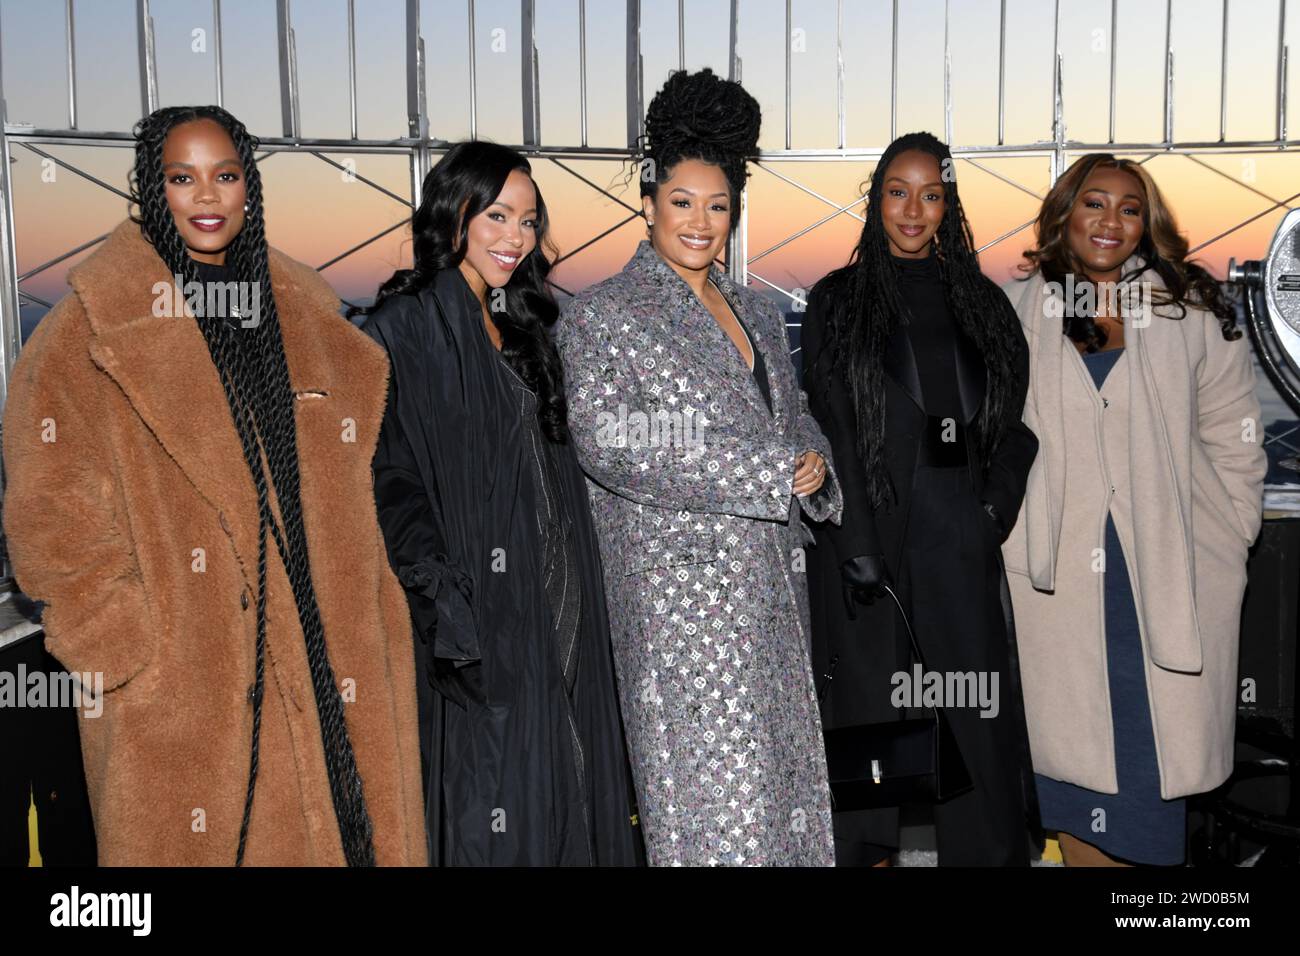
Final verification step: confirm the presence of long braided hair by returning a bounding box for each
[129,106,375,866]
[353,141,567,443]
[809,131,1027,509]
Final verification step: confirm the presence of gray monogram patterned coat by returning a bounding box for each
[556,241,842,866]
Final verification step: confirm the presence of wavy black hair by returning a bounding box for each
[807,131,1027,509]
[130,105,374,866]
[355,140,567,443]
[635,68,761,228]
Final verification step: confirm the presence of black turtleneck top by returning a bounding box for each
[191,259,245,330]
[894,251,961,420]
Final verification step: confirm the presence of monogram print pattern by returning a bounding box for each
[557,241,842,866]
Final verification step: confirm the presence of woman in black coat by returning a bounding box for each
[802,132,1041,866]
[357,141,639,866]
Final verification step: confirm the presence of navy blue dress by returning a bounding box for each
[1035,347,1186,865]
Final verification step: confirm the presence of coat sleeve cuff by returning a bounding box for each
[396,555,479,665]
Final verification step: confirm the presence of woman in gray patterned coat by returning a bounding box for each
[556,69,843,866]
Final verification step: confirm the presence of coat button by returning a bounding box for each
[1102,397,1109,408]
[240,588,250,610]
[247,684,255,704]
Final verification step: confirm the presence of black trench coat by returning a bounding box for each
[800,280,1043,861]
[362,268,640,866]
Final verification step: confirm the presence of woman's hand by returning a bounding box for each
[793,451,827,497]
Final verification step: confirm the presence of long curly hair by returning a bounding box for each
[808,131,1027,509]
[635,68,761,228]
[355,141,567,443]
[129,105,375,867]
[1020,153,1238,348]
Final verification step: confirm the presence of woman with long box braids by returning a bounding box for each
[1,106,427,866]
[802,132,1042,866]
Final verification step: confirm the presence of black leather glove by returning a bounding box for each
[982,500,1007,544]
[840,554,891,620]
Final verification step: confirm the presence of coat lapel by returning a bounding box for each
[71,220,385,592]
[952,329,987,424]
[625,242,772,424]
[884,322,924,413]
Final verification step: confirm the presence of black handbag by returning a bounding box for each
[818,583,973,812]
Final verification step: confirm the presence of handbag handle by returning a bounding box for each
[818,582,935,704]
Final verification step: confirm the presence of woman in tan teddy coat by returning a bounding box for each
[1,106,426,866]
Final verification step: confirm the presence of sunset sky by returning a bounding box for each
[3,0,1297,326]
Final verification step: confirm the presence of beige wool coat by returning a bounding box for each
[1001,262,1266,799]
[2,220,427,865]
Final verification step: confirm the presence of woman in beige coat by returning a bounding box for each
[2,106,426,865]
[1001,154,1266,866]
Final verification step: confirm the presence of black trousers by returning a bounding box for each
[833,465,1030,867]
[0,634,97,866]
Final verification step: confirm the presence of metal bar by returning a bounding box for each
[405,0,426,140]
[678,0,685,72]
[943,0,952,145]
[747,195,868,266]
[316,218,412,273]
[6,125,1296,159]
[960,157,1046,201]
[17,233,109,284]
[65,0,77,130]
[348,0,358,139]
[1279,0,1289,144]
[1164,0,1174,144]
[728,0,739,82]
[0,117,22,412]
[1284,46,1291,145]
[547,157,642,214]
[890,0,898,142]
[1182,153,1295,210]
[579,0,588,147]
[1220,0,1229,142]
[785,0,792,150]
[550,213,641,267]
[754,160,866,223]
[308,152,414,207]
[837,0,845,150]
[17,290,53,309]
[746,270,799,303]
[997,0,1006,146]
[626,0,641,149]
[15,143,133,202]
[731,183,748,286]
[275,0,299,138]
[1050,0,1063,185]
[137,0,158,117]
[522,0,539,146]
[468,0,478,140]
[975,217,1036,254]
[1189,188,1300,254]
[213,0,225,108]
[1108,0,1117,144]
[544,277,575,298]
